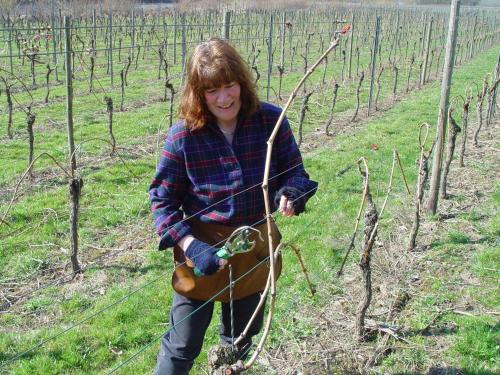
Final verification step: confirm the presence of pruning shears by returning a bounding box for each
[193,226,263,277]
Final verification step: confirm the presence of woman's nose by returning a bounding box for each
[217,88,231,102]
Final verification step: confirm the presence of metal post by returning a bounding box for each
[368,16,381,116]
[266,14,274,102]
[64,16,76,174]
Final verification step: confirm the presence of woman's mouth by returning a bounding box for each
[218,102,233,110]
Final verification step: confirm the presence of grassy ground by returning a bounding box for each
[0,21,498,375]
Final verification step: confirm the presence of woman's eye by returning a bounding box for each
[205,89,217,94]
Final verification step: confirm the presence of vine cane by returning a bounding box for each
[228,33,346,374]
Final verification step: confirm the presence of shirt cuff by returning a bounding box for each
[158,221,192,250]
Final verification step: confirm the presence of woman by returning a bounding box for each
[149,37,317,374]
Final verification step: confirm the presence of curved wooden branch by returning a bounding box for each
[229,37,341,374]
[394,150,411,195]
[418,122,431,149]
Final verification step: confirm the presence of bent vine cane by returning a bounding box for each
[228,32,346,374]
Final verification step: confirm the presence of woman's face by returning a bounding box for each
[204,82,241,127]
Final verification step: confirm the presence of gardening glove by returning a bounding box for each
[274,186,306,216]
[185,239,224,276]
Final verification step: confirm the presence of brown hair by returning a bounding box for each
[179,38,260,130]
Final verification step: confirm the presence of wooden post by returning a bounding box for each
[64,16,76,174]
[390,10,400,65]
[245,9,250,50]
[348,12,355,79]
[421,18,433,86]
[427,0,461,215]
[131,8,135,59]
[487,51,500,124]
[7,15,13,74]
[368,16,381,116]
[181,13,187,86]
[108,6,114,87]
[51,0,59,81]
[470,14,477,60]
[223,10,231,40]
[92,7,97,53]
[173,12,177,65]
[280,12,286,73]
[266,14,273,102]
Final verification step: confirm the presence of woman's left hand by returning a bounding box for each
[278,195,295,217]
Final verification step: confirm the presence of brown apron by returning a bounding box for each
[172,220,282,302]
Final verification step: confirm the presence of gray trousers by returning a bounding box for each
[153,291,265,375]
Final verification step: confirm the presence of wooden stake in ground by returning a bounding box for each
[440,108,461,199]
[375,66,384,111]
[485,78,500,127]
[486,52,500,125]
[427,0,461,215]
[64,16,76,174]
[65,16,81,275]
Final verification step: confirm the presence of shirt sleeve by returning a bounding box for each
[275,117,318,201]
[149,130,192,250]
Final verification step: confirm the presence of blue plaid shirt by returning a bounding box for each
[149,102,318,249]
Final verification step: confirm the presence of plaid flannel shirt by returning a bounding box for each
[149,102,318,249]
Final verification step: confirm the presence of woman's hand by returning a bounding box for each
[181,237,228,275]
[274,186,306,216]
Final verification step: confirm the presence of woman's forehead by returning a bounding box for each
[199,73,236,90]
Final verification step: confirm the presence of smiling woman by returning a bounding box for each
[148,38,318,374]
[204,82,241,138]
